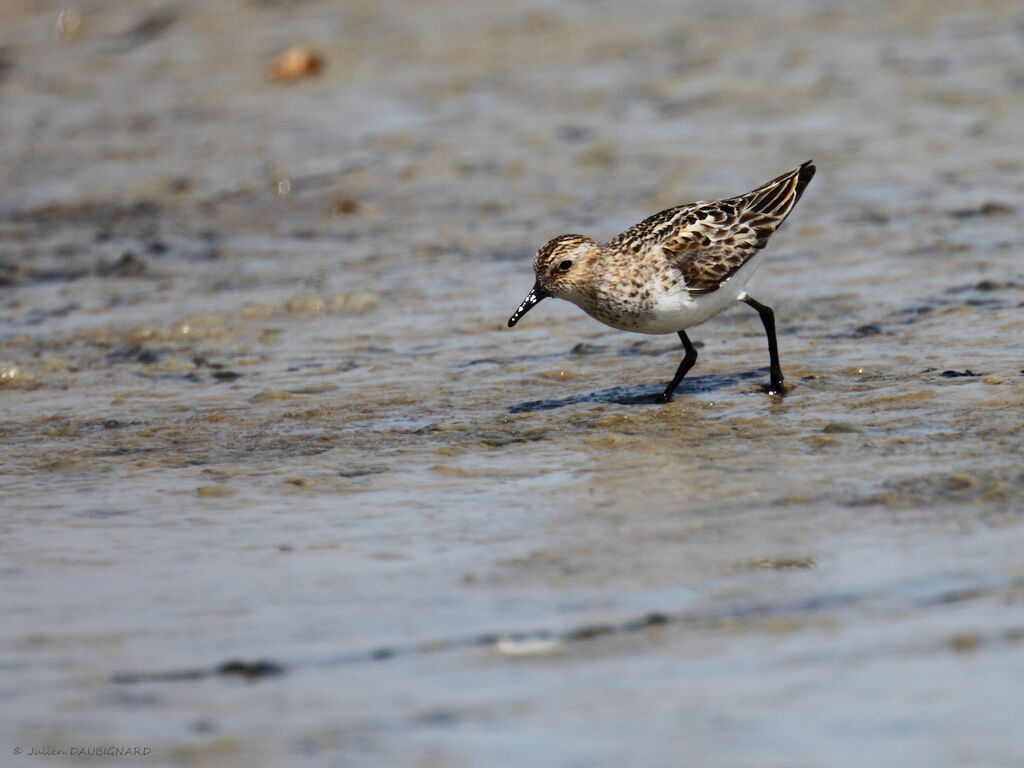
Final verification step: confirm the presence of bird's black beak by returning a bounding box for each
[507,281,549,327]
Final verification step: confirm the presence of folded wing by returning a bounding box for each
[608,161,815,295]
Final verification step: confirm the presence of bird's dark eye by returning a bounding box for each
[557,259,573,272]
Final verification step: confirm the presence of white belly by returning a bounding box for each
[580,257,765,335]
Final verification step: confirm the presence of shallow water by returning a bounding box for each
[2,0,1023,766]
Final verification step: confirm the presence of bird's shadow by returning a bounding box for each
[509,369,768,413]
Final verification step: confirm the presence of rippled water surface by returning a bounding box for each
[2,1,1023,766]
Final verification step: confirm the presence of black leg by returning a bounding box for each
[659,331,699,403]
[742,295,784,395]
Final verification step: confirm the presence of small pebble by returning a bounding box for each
[0,363,22,385]
[497,637,562,657]
[269,45,324,82]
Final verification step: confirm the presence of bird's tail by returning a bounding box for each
[743,160,816,225]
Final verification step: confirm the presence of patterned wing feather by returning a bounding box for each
[608,161,815,295]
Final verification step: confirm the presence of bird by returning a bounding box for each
[507,161,815,402]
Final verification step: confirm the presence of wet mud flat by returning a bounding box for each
[2,0,1024,766]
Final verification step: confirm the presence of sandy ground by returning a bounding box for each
[2,0,1023,766]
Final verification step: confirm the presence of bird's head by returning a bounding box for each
[507,234,603,327]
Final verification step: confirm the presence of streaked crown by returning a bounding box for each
[533,234,603,298]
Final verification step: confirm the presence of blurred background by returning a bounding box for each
[2,1,1022,766]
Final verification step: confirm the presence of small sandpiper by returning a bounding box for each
[508,161,815,402]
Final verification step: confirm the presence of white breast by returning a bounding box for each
[585,257,765,335]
